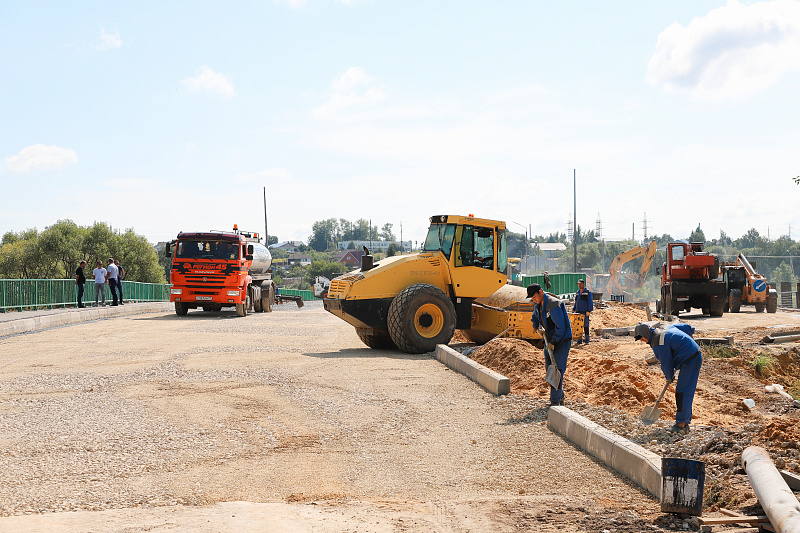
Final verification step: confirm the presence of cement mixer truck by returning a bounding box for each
[166,225,282,317]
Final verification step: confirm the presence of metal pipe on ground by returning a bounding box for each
[741,446,800,533]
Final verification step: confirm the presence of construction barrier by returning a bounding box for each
[520,273,586,296]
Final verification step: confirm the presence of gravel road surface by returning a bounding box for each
[0,302,665,532]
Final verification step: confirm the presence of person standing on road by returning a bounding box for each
[114,259,125,305]
[634,322,703,433]
[92,261,107,306]
[573,279,593,345]
[528,283,573,406]
[543,271,552,291]
[75,260,86,308]
[106,258,119,306]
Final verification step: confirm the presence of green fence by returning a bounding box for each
[520,273,586,296]
[0,279,170,312]
[276,288,319,301]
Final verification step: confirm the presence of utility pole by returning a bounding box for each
[264,187,269,248]
[573,169,577,273]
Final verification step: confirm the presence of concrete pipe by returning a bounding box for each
[741,446,800,533]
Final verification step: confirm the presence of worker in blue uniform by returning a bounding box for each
[529,283,573,406]
[634,322,703,432]
[573,278,593,344]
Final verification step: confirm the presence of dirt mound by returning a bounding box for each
[474,285,529,308]
[589,303,650,333]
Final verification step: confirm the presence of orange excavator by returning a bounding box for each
[605,240,658,298]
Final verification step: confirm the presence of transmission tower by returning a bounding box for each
[642,212,648,241]
[566,214,573,241]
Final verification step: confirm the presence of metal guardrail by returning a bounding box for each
[0,279,170,312]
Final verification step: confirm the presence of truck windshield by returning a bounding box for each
[176,240,239,260]
[423,224,456,259]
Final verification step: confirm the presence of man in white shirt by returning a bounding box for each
[106,258,119,306]
[92,261,107,306]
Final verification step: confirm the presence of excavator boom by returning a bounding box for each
[607,240,657,296]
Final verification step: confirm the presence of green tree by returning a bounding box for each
[380,223,396,242]
[304,260,347,285]
[688,224,706,243]
[771,262,797,284]
[386,243,397,257]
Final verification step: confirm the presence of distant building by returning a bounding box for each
[337,240,412,252]
[288,253,312,266]
[270,241,304,253]
[335,249,366,267]
[534,242,567,258]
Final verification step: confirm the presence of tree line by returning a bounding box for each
[308,218,397,252]
[1,220,165,283]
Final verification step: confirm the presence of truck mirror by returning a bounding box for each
[246,254,254,261]
[247,244,254,254]
[165,242,173,258]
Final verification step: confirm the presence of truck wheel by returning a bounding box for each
[175,302,188,316]
[767,290,778,313]
[388,284,456,354]
[729,289,742,313]
[702,307,710,316]
[236,295,249,317]
[755,302,766,313]
[356,329,396,349]
[709,297,725,317]
[262,284,274,313]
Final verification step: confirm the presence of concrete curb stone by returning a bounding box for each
[0,302,173,337]
[434,344,510,396]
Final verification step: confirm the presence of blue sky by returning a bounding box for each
[2,0,799,247]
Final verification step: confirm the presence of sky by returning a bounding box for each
[2,0,800,248]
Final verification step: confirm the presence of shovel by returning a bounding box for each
[641,379,672,425]
[537,327,562,388]
[543,342,562,389]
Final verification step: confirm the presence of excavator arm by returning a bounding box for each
[607,240,658,296]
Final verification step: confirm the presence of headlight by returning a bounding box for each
[171,288,182,295]
[227,290,240,296]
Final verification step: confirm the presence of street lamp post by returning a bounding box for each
[511,221,528,273]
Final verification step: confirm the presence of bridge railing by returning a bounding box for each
[0,279,170,312]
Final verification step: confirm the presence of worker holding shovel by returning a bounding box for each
[528,284,573,406]
[634,322,703,432]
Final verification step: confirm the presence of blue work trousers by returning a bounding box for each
[675,352,703,425]
[545,339,571,403]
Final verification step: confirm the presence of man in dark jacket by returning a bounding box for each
[573,278,593,344]
[529,283,572,406]
[75,260,86,308]
[635,322,702,432]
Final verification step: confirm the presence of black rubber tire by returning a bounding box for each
[175,302,188,316]
[755,302,766,313]
[236,295,249,317]
[767,291,778,313]
[356,329,396,349]
[388,284,456,354]
[254,291,263,313]
[709,297,725,317]
[729,289,742,313]
[702,307,710,316]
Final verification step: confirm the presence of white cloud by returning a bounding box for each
[5,144,78,173]
[646,0,800,100]
[182,66,236,98]
[314,67,386,118]
[98,27,122,50]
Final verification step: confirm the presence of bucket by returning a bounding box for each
[661,457,705,515]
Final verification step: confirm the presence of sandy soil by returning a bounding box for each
[466,302,800,513]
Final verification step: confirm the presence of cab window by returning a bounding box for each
[455,226,474,267]
[496,230,507,273]
[671,245,685,262]
[423,224,456,260]
[474,228,494,269]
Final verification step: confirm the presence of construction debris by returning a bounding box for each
[765,383,800,408]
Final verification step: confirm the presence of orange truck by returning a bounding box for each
[166,225,282,317]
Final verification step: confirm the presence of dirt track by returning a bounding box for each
[0,302,663,532]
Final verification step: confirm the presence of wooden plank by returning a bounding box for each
[699,515,770,525]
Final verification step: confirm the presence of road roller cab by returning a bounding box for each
[324,215,509,353]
